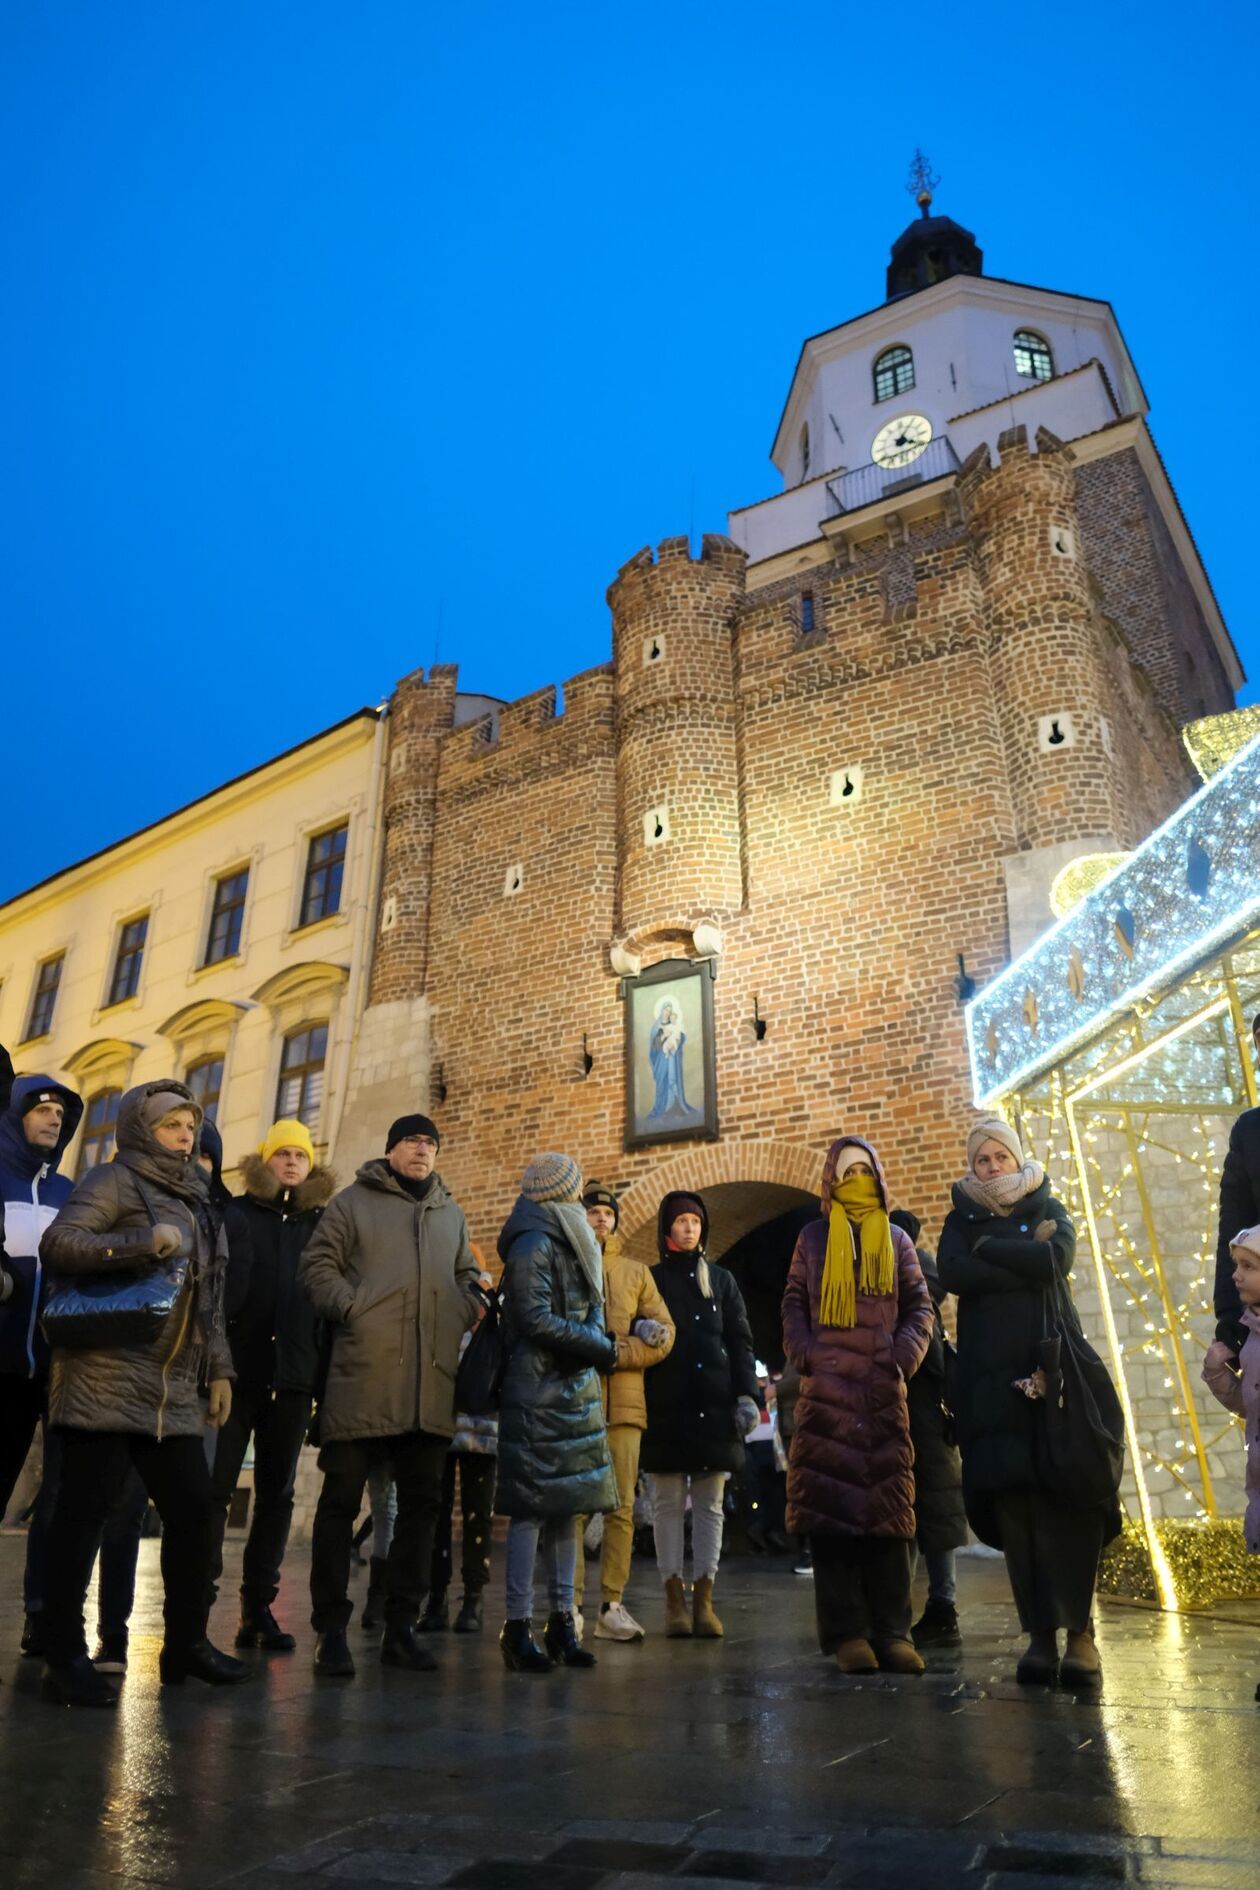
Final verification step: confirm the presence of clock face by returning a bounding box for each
[871,412,932,469]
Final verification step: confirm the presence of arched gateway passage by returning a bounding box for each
[618,1141,824,1368]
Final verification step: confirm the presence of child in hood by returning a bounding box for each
[1204,1223,1260,1702]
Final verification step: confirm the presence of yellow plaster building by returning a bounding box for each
[0,706,386,1181]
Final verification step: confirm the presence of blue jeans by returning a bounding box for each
[504,1515,576,1620]
[910,1543,957,1606]
[24,1423,150,1634]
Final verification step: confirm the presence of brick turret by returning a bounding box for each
[608,534,747,941]
[369,664,458,1003]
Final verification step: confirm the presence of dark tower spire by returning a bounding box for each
[886,153,983,300]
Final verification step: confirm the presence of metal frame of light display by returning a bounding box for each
[966,731,1260,1608]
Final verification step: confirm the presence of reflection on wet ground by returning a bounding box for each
[1,1538,1257,1887]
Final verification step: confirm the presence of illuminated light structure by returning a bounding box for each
[966,728,1260,1609]
[1050,852,1132,920]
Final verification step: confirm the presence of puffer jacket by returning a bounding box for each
[494,1197,618,1521]
[0,1075,83,1379]
[39,1084,233,1439]
[905,1249,967,1553]
[641,1193,759,1478]
[298,1160,481,1443]
[231,1151,337,1395]
[936,1174,1080,1548]
[598,1235,675,1430]
[781,1136,933,1539]
[1203,1307,1260,1552]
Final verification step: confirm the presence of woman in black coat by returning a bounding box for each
[642,1190,759,1640]
[938,1118,1113,1687]
[495,1153,618,1673]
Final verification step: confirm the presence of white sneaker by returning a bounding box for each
[572,1607,585,1642]
[594,1602,646,1642]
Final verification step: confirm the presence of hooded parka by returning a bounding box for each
[494,1196,619,1520]
[0,1075,83,1380]
[297,1159,481,1443]
[781,1137,933,1539]
[39,1082,233,1438]
[231,1150,336,1395]
[935,1175,1085,1548]
[641,1193,759,1477]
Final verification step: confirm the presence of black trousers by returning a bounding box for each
[310,1430,449,1632]
[0,1373,44,1517]
[209,1385,311,1609]
[429,1452,496,1598]
[42,1427,215,1664]
[24,1423,149,1632]
[993,1489,1104,1633]
[810,1534,913,1652]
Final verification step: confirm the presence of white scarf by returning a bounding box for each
[957,1159,1046,1218]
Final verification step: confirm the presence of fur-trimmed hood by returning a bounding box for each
[238,1150,338,1214]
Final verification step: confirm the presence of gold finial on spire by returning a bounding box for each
[906,149,940,218]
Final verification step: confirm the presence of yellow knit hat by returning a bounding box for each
[259,1118,316,1166]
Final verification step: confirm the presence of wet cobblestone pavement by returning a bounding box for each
[2,1537,1258,1888]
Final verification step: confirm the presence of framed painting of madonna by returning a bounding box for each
[623,956,718,1150]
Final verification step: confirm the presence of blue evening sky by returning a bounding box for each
[3,2,1255,901]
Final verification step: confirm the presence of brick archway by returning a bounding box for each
[618,1138,824,1263]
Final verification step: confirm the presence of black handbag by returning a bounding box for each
[454,1280,506,1416]
[41,1173,191,1352]
[1032,1270,1125,1509]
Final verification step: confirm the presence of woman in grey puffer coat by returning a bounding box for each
[37,1082,243,1707]
[495,1153,617,1673]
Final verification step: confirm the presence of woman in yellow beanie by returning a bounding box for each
[207,1117,336,1653]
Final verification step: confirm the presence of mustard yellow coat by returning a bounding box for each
[600,1238,675,1430]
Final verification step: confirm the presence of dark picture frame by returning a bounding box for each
[623,956,718,1151]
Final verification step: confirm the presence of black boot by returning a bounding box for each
[159,1638,250,1686]
[43,1655,118,1708]
[544,1610,596,1669]
[453,1592,484,1634]
[380,1620,438,1671]
[911,1597,961,1647]
[499,1618,554,1672]
[21,1613,46,1659]
[236,1603,297,1652]
[314,1627,356,1677]
[418,1590,449,1632]
[361,1556,388,1631]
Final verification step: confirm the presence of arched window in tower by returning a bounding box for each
[800,423,811,479]
[873,344,914,404]
[1013,329,1054,382]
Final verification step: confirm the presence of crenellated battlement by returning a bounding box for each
[440,663,615,771]
[607,532,746,607]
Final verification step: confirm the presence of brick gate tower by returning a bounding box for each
[335,173,1241,1319]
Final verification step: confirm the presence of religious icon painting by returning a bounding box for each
[623,956,719,1150]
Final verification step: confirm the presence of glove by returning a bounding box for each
[1033,1220,1057,1241]
[632,1317,670,1349]
[207,1378,232,1428]
[735,1395,760,1438]
[151,1223,183,1260]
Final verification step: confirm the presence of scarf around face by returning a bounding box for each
[957,1159,1046,1218]
[820,1173,896,1328]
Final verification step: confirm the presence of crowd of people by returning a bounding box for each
[2,1013,1260,1712]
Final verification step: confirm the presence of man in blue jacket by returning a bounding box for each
[0,1075,83,1520]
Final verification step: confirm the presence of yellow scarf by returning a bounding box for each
[819,1174,896,1328]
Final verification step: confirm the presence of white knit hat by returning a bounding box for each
[1229,1225,1260,1265]
[834,1143,876,1183]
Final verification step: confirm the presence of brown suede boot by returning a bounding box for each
[1060,1628,1102,1686]
[692,1576,723,1638]
[875,1637,925,1675]
[834,1638,879,1673]
[664,1577,693,1638]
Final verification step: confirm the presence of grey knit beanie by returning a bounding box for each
[521,1152,583,1204]
[966,1116,1025,1172]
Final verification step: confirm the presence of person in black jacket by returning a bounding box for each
[1214,1013,1260,1354]
[890,1208,967,1648]
[642,1190,759,1641]
[938,1118,1110,1689]
[209,1117,336,1652]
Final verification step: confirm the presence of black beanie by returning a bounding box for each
[890,1207,921,1244]
[386,1113,441,1153]
[582,1183,620,1230]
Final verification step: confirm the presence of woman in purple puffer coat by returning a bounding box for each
[782,1135,933,1675]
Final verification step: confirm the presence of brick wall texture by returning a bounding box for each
[356,430,1219,1266]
